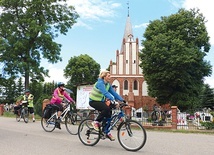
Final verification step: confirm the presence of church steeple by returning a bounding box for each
[123,1,133,41]
[123,16,133,41]
[121,1,134,53]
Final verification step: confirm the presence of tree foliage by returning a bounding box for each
[64,54,100,96]
[139,9,212,111]
[200,84,214,109]
[0,0,79,89]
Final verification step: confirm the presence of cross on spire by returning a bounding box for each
[127,1,129,17]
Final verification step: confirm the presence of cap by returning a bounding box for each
[112,85,118,88]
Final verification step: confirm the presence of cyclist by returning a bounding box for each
[112,85,118,92]
[23,89,35,122]
[50,82,75,129]
[89,70,125,141]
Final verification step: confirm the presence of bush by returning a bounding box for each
[200,122,214,130]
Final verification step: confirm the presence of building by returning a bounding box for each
[109,14,157,111]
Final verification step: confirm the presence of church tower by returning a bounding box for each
[109,5,156,110]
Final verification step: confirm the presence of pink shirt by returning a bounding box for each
[50,88,74,104]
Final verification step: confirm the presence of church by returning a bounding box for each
[109,13,157,112]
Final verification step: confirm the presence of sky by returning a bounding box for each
[42,0,214,88]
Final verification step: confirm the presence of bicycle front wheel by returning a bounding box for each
[117,120,147,151]
[78,118,100,146]
[41,116,56,132]
[65,113,82,135]
[22,108,29,123]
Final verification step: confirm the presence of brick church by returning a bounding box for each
[109,14,157,111]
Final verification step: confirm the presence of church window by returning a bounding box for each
[124,80,128,90]
[133,80,138,90]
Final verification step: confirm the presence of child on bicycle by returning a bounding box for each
[89,70,125,141]
[50,82,75,129]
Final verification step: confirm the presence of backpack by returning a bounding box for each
[43,104,53,119]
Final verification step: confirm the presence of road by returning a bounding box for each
[0,117,214,155]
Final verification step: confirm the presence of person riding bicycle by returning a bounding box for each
[22,89,35,122]
[50,82,75,129]
[89,70,125,141]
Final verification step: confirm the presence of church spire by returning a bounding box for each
[122,1,134,43]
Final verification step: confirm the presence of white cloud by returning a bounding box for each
[134,23,149,29]
[44,64,68,84]
[67,0,121,26]
[204,77,214,88]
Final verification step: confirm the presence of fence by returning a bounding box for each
[132,106,213,130]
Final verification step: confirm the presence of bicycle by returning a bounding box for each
[86,109,99,120]
[151,106,166,126]
[78,102,147,151]
[16,101,29,123]
[41,100,82,135]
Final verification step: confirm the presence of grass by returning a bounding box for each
[1,111,41,120]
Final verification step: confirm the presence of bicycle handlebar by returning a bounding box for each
[119,102,128,109]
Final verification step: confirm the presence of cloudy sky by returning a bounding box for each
[42,0,214,87]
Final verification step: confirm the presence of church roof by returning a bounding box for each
[120,15,134,53]
[123,15,134,41]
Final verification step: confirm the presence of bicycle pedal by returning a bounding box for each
[100,133,106,140]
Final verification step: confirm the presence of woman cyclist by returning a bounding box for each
[50,82,75,129]
[89,70,125,141]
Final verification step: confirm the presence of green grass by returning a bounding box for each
[1,111,41,120]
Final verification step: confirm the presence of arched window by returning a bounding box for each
[124,80,128,90]
[133,80,138,90]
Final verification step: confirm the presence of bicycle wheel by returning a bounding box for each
[161,111,166,121]
[41,115,56,132]
[65,112,82,135]
[22,107,29,123]
[78,118,100,146]
[117,120,147,151]
[151,111,158,121]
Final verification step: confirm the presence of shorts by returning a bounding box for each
[51,103,63,112]
[28,107,34,114]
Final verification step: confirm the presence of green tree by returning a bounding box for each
[0,0,79,89]
[139,9,212,111]
[64,54,100,96]
[200,84,214,109]
[16,78,24,97]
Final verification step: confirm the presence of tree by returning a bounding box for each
[0,0,79,89]
[139,8,212,111]
[200,84,214,109]
[64,54,100,96]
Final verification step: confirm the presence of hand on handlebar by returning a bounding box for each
[110,100,116,105]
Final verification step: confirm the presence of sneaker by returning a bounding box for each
[107,133,115,141]
[91,121,100,131]
[33,119,35,122]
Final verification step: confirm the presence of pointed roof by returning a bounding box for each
[123,15,134,41]
[120,15,134,53]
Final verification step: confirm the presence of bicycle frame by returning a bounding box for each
[16,101,29,123]
[101,105,126,135]
[46,103,71,123]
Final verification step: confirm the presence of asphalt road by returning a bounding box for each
[0,117,214,155]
